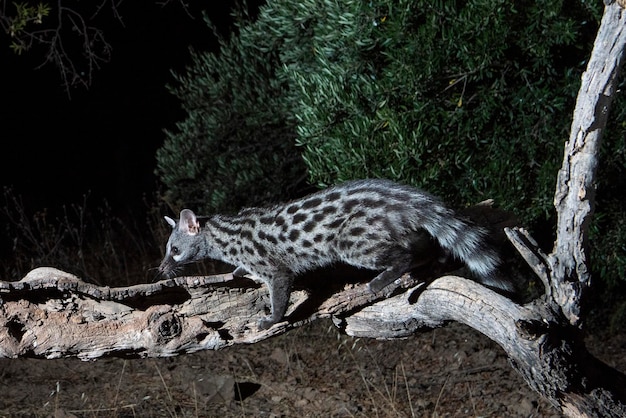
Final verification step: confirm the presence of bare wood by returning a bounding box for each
[549,2,626,326]
[504,227,551,296]
[0,266,422,358]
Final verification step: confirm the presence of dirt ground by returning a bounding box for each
[0,318,624,418]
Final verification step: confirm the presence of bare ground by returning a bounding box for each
[1,318,624,418]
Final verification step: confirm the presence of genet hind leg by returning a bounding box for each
[365,248,416,293]
[367,264,412,293]
[367,233,440,293]
[258,274,293,330]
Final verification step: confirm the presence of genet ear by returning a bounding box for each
[164,216,176,229]
[179,209,201,235]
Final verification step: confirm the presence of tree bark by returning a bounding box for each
[549,0,626,328]
[1,2,626,417]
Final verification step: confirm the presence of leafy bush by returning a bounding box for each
[590,93,626,289]
[158,0,603,220]
[156,9,307,214]
[157,0,625,285]
[291,0,604,222]
[288,0,626,285]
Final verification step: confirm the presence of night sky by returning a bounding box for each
[1,3,239,217]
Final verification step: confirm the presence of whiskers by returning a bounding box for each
[147,264,182,282]
[147,266,163,283]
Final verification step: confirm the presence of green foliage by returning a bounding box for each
[291,0,603,222]
[590,90,626,288]
[156,9,307,213]
[6,2,51,54]
[590,207,626,288]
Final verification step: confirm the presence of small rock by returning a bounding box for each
[270,347,289,365]
[294,398,309,407]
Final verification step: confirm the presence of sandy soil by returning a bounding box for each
[1,318,623,417]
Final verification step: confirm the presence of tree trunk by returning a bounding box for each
[1,3,626,417]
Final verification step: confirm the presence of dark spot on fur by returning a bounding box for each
[349,227,365,236]
[289,229,301,241]
[259,216,273,225]
[338,240,352,250]
[293,213,307,224]
[265,234,278,245]
[211,220,240,236]
[361,198,384,209]
[303,221,315,232]
[325,218,344,229]
[301,240,312,248]
[275,216,285,226]
[313,234,324,243]
[253,241,267,257]
[231,217,256,228]
[229,247,238,256]
[322,206,338,215]
[387,203,405,213]
[302,197,322,209]
[286,204,299,214]
[241,230,253,240]
[343,199,360,212]
[325,191,341,201]
[361,246,376,256]
[313,213,325,222]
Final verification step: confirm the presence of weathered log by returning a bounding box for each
[549,0,626,328]
[0,265,419,358]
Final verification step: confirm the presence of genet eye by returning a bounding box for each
[171,246,180,255]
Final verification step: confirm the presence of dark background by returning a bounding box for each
[1,3,241,217]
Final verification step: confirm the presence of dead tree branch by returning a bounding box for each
[549,0,626,326]
[0,266,421,359]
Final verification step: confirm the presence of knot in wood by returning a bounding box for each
[150,311,182,342]
[516,319,548,341]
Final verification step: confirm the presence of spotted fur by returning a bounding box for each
[158,179,511,329]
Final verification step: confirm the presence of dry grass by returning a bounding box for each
[0,188,224,286]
